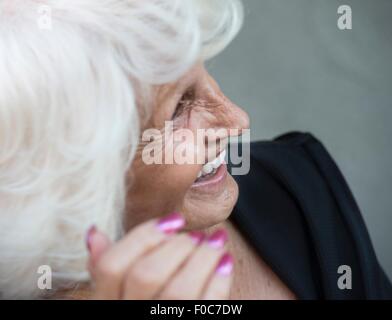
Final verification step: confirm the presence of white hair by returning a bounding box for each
[0,0,243,298]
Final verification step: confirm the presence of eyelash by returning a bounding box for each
[172,88,195,119]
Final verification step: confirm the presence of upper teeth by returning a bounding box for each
[197,150,226,179]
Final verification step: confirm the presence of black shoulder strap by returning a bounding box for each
[230,132,392,299]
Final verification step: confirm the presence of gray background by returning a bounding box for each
[208,0,392,279]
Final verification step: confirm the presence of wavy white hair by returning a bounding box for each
[0,0,243,298]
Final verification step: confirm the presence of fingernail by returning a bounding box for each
[157,212,185,234]
[85,225,97,252]
[207,229,228,249]
[216,253,234,276]
[189,231,205,245]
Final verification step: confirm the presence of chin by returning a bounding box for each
[182,173,239,230]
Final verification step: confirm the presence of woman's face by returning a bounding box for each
[126,64,249,230]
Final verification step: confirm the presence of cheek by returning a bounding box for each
[128,154,200,210]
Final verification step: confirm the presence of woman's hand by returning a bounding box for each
[86,212,233,300]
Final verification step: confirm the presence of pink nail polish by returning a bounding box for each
[157,212,185,234]
[85,225,97,252]
[207,229,228,249]
[189,231,205,245]
[216,253,234,276]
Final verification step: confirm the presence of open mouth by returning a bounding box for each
[194,149,227,184]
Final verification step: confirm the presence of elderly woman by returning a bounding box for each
[0,0,391,300]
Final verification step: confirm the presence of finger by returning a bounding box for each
[91,212,185,299]
[202,253,234,300]
[158,229,228,300]
[86,226,112,273]
[122,231,205,299]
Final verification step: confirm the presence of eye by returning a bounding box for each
[172,88,195,119]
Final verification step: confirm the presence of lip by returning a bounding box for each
[191,163,228,192]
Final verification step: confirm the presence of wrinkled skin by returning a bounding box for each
[126,63,249,230]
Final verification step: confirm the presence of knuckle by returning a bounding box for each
[133,220,157,238]
[95,258,123,280]
[131,225,164,249]
[127,263,161,290]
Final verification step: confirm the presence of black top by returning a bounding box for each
[229,132,392,300]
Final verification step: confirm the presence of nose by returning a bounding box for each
[202,72,250,137]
